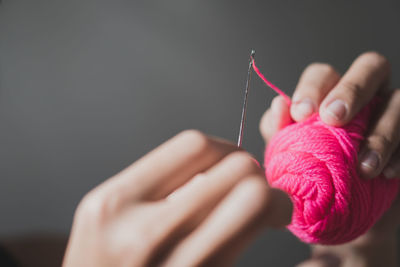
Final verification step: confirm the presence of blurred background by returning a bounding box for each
[1,1,400,266]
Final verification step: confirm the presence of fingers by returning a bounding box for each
[319,52,391,126]
[162,176,292,267]
[162,152,263,239]
[260,62,340,142]
[291,63,340,122]
[111,152,268,266]
[259,95,291,143]
[166,151,263,218]
[260,63,340,141]
[358,89,400,178]
[105,130,240,202]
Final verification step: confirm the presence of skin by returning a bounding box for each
[260,51,400,267]
[7,51,397,266]
[62,130,293,267]
[285,51,400,179]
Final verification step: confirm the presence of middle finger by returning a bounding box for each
[319,51,390,126]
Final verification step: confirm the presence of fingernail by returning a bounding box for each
[325,99,347,120]
[292,99,315,120]
[360,150,380,176]
[383,166,397,179]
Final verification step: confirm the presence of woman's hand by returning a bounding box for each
[286,51,400,179]
[259,51,400,267]
[62,130,292,267]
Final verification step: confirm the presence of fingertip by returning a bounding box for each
[260,96,292,143]
[272,95,292,127]
[271,95,288,114]
[290,98,316,122]
[358,149,381,179]
[259,109,272,141]
[319,99,349,126]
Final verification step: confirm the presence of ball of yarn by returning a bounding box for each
[264,103,399,245]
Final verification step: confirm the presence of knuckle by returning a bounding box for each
[108,205,173,262]
[177,129,212,155]
[76,190,118,224]
[226,152,261,175]
[339,80,363,99]
[358,51,390,71]
[367,134,393,155]
[129,227,157,255]
[306,62,337,76]
[108,224,157,264]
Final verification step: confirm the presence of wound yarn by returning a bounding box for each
[252,58,399,244]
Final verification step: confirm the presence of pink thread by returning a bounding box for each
[252,58,399,245]
[251,58,292,105]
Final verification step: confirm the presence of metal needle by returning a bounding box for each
[237,49,255,147]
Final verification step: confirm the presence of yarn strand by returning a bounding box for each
[251,58,292,105]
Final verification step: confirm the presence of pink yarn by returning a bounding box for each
[252,58,399,244]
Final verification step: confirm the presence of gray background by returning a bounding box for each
[1,1,400,266]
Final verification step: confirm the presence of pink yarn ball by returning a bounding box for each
[264,103,399,245]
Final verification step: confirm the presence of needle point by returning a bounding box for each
[251,49,256,58]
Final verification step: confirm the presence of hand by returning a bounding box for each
[259,51,400,267]
[285,52,400,179]
[62,130,292,267]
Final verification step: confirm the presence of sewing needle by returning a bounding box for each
[237,49,255,147]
